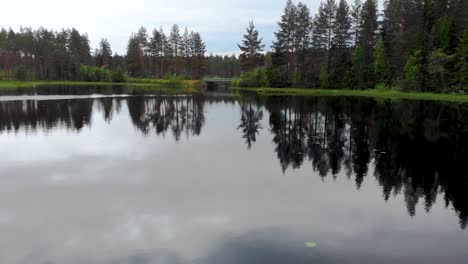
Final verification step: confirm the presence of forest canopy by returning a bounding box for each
[237,0,467,93]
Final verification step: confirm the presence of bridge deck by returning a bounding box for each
[203,78,234,83]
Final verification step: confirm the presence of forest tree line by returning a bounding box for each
[0,25,241,81]
[238,0,467,92]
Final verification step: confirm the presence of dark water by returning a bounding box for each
[0,87,467,263]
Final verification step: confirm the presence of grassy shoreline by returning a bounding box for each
[234,87,468,103]
[0,79,199,87]
[0,80,202,93]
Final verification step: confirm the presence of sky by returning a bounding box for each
[2,0,379,55]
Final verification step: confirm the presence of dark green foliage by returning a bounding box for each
[453,30,468,91]
[124,25,207,79]
[96,38,112,67]
[79,65,113,82]
[112,67,126,83]
[0,27,92,81]
[434,17,457,54]
[235,68,268,88]
[374,39,392,86]
[206,54,240,78]
[404,50,424,91]
[333,0,352,49]
[251,0,466,92]
[14,65,28,81]
[356,0,378,89]
[238,22,265,72]
[126,36,144,77]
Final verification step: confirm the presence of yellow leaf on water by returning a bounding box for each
[305,241,317,248]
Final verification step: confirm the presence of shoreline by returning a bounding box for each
[234,87,468,103]
[0,80,201,94]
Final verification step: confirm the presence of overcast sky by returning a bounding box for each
[2,0,380,55]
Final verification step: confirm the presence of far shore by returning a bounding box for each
[233,87,468,103]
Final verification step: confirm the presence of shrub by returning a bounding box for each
[15,65,28,81]
[111,67,126,83]
[237,68,268,87]
[266,66,290,88]
[404,50,423,91]
[79,65,113,82]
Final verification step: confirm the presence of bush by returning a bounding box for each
[266,66,290,88]
[112,67,126,83]
[404,50,423,91]
[79,65,114,82]
[319,68,329,88]
[237,68,268,87]
[15,65,28,81]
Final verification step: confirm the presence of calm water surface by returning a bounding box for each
[0,86,467,263]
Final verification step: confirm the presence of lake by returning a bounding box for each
[0,86,467,263]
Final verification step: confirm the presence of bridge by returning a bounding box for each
[202,78,234,91]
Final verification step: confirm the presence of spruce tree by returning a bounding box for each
[148,28,166,78]
[374,39,392,85]
[126,35,144,77]
[238,21,265,72]
[294,2,312,84]
[272,0,297,74]
[191,32,206,79]
[333,0,352,49]
[351,0,362,47]
[453,30,468,91]
[357,0,378,88]
[382,0,403,79]
[312,0,337,87]
[330,0,352,88]
[97,38,112,68]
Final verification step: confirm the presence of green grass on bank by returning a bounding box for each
[234,87,468,103]
[0,79,202,93]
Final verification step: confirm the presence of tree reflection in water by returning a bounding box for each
[0,95,467,228]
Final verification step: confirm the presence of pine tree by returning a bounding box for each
[97,38,112,68]
[313,0,337,53]
[182,27,193,76]
[312,0,337,87]
[453,30,468,91]
[418,0,435,91]
[382,0,403,79]
[168,24,182,58]
[351,0,362,47]
[191,32,206,79]
[357,0,378,88]
[294,2,312,83]
[126,35,144,77]
[135,27,148,50]
[168,24,183,75]
[328,0,352,88]
[333,0,352,49]
[148,28,165,78]
[374,39,392,85]
[272,0,297,73]
[238,21,265,72]
[404,49,423,91]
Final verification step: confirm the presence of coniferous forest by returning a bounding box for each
[0,0,467,93]
[237,0,467,93]
[0,25,214,81]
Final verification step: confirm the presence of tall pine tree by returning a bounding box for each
[238,21,265,72]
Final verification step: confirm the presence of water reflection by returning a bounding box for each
[0,96,205,140]
[261,96,468,229]
[127,96,205,140]
[0,95,467,229]
[1,92,468,263]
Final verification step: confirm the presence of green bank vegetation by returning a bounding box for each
[0,78,201,92]
[234,87,468,103]
[236,0,467,94]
